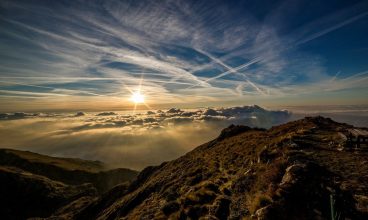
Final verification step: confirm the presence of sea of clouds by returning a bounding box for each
[2,105,367,170]
[0,105,291,170]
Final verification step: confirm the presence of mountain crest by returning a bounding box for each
[55,116,367,220]
[1,117,367,220]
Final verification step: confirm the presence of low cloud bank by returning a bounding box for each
[64,105,290,133]
[0,105,290,170]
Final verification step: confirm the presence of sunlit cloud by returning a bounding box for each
[0,105,291,169]
[1,104,366,170]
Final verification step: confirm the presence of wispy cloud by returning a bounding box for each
[0,0,367,111]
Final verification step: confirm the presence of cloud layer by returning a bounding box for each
[1,104,367,170]
[0,106,290,170]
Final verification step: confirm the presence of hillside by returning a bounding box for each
[0,149,138,193]
[0,149,138,220]
[0,166,97,219]
[50,116,368,220]
[0,148,106,172]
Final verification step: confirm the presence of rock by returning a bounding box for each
[354,194,368,213]
[280,163,307,186]
[254,205,271,220]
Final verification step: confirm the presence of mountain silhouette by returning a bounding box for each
[0,149,138,219]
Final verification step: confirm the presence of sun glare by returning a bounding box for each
[131,92,145,104]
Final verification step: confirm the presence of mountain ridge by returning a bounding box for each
[0,149,139,220]
[1,116,368,219]
[52,116,367,220]
[0,148,138,194]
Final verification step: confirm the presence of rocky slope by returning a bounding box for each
[52,116,368,220]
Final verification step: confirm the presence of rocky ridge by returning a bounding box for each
[49,116,368,220]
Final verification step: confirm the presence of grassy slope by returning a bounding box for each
[71,117,368,220]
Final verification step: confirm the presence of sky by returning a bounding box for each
[0,0,368,112]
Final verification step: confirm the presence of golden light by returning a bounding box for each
[130,91,145,104]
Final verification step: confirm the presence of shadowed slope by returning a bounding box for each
[0,149,138,193]
[0,166,97,220]
[0,149,138,219]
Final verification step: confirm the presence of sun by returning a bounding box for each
[130,91,145,104]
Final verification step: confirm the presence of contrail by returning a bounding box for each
[295,11,368,45]
[186,10,368,89]
[194,48,265,94]
[0,81,105,97]
[0,89,69,97]
[340,70,368,81]
[330,71,341,82]
[186,56,261,89]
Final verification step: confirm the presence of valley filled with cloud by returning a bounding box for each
[1,105,366,170]
[0,106,290,170]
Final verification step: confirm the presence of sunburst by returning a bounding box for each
[128,76,150,113]
[130,91,144,104]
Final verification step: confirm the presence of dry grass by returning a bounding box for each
[248,193,273,214]
[46,116,368,219]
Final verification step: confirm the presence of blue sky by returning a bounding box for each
[0,0,368,111]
